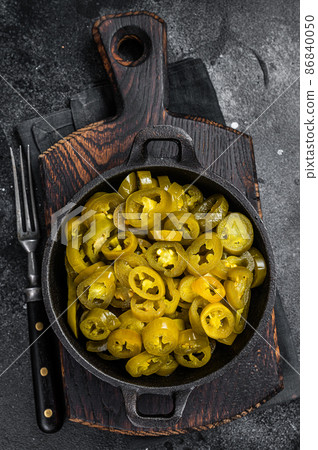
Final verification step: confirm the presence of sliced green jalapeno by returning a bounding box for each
[80,308,120,341]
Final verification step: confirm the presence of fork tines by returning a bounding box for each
[10,146,39,240]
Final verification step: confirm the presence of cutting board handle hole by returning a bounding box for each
[118,36,144,61]
[111,26,151,67]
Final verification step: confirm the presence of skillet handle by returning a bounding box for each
[127,125,202,169]
[121,387,193,428]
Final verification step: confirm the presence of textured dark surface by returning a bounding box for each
[0,0,299,448]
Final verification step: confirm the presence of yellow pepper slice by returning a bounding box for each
[77,266,116,310]
[224,267,253,310]
[118,310,146,334]
[111,282,133,309]
[114,253,149,288]
[66,239,90,274]
[125,351,167,377]
[189,297,209,335]
[86,339,108,352]
[217,332,238,346]
[192,274,226,303]
[157,175,171,191]
[64,215,87,244]
[79,308,120,341]
[148,229,183,242]
[137,171,158,189]
[130,296,166,322]
[83,213,115,263]
[194,194,229,231]
[168,182,187,211]
[174,329,209,355]
[125,187,173,229]
[250,247,267,288]
[178,275,197,303]
[200,302,235,339]
[156,354,179,376]
[118,172,137,199]
[142,317,179,356]
[83,192,123,226]
[74,261,105,287]
[146,242,188,277]
[186,232,223,276]
[136,238,152,254]
[183,184,204,212]
[128,266,165,300]
[107,329,142,359]
[101,230,138,260]
[217,212,254,255]
[162,276,180,315]
[175,344,212,368]
[173,319,186,331]
[163,211,200,243]
[66,273,79,338]
[234,290,251,334]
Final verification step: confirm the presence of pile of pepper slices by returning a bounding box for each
[65,171,267,377]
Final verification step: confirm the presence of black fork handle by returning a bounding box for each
[26,287,65,433]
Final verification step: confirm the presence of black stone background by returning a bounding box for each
[0,0,299,449]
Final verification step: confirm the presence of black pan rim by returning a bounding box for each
[42,161,276,395]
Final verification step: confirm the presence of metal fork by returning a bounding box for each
[10,146,64,433]
[11,146,40,288]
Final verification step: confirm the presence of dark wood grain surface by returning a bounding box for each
[39,11,282,435]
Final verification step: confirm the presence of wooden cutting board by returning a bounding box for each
[39,11,283,435]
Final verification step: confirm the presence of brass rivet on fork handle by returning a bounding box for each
[40,367,48,377]
[35,322,43,331]
[44,409,53,418]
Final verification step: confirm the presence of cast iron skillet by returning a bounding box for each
[42,125,276,428]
